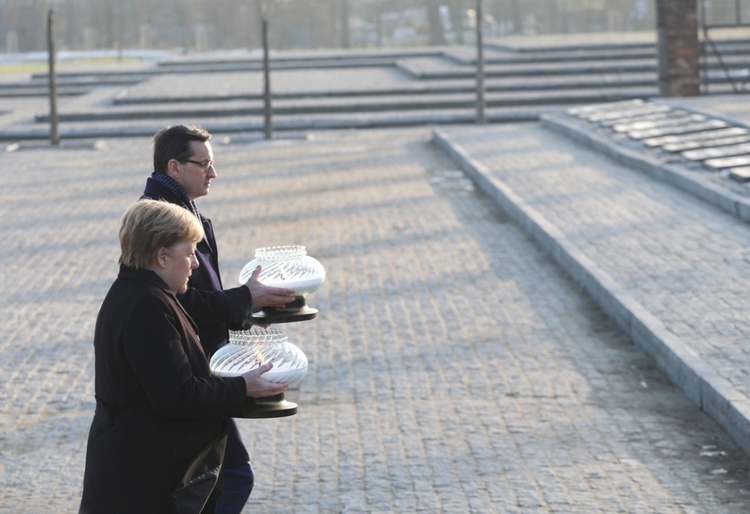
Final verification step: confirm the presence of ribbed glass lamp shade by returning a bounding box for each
[210,327,308,387]
[239,245,325,297]
[239,245,326,323]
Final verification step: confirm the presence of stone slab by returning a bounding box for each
[683,142,750,161]
[705,154,750,169]
[729,166,750,182]
[663,132,750,152]
[644,126,749,148]
[628,119,728,140]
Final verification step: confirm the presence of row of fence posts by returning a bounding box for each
[252,0,489,140]
[43,2,489,147]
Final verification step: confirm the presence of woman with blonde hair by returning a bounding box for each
[79,199,287,514]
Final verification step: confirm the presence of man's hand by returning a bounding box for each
[241,362,288,398]
[244,265,296,309]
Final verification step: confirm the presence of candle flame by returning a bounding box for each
[254,342,265,365]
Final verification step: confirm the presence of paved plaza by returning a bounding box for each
[3,124,750,512]
[4,34,750,513]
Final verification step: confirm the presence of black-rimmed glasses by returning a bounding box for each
[182,159,215,172]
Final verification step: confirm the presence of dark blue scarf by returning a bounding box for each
[150,172,201,220]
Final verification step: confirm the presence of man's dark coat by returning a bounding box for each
[142,176,254,357]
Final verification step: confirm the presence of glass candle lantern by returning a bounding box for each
[210,327,308,418]
[239,245,326,324]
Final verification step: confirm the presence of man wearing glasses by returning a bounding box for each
[141,124,295,514]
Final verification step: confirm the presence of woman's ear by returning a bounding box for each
[155,247,169,269]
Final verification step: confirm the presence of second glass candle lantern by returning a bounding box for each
[210,326,308,418]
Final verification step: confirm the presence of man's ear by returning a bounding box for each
[165,159,182,181]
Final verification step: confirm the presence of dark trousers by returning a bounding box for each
[216,462,254,514]
[215,418,253,514]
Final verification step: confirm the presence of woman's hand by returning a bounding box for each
[241,362,288,398]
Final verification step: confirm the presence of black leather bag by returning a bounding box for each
[170,428,228,514]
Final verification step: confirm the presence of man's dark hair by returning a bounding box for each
[152,124,212,174]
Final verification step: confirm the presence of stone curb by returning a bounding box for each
[432,126,750,458]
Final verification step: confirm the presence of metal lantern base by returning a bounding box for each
[252,296,318,324]
[238,393,298,419]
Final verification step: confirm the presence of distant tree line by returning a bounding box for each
[0,0,742,53]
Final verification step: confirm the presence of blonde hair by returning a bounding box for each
[119,199,204,269]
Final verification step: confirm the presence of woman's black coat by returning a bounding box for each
[79,267,247,514]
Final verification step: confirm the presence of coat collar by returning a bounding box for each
[141,176,216,256]
[143,174,191,211]
[118,265,172,293]
[117,265,200,334]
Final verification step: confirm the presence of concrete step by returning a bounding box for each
[112,72,662,104]
[35,87,661,123]
[2,105,564,141]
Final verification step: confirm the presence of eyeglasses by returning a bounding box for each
[182,159,215,172]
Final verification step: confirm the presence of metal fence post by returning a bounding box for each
[476,0,487,124]
[47,9,60,146]
[261,2,273,140]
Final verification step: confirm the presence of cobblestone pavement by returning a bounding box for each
[435,116,750,450]
[3,128,750,513]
